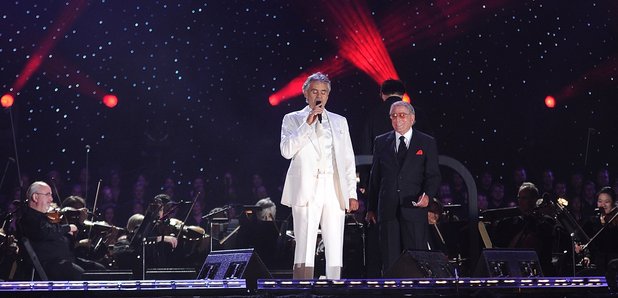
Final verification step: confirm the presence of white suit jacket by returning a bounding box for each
[280,106,358,210]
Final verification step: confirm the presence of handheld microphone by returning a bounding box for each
[85,145,91,153]
[316,101,322,123]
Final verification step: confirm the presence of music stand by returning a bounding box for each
[202,206,232,253]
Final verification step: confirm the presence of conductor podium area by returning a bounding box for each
[2,248,616,298]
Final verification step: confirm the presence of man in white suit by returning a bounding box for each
[280,72,359,280]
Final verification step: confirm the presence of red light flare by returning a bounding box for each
[270,1,402,105]
[554,53,618,102]
[402,93,411,103]
[11,0,87,94]
[323,0,399,83]
[544,96,556,108]
[41,55,108,100]
[270,0,514,106]
[269,56,349,106]
[1,94,15,108]
[103,94,118,108]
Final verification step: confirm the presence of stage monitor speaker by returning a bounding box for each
[474,248,543,277]
[197,248,271,288]
[384,250,453,278]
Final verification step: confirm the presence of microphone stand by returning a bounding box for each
[0,158,14,191]
[6,106,24,202]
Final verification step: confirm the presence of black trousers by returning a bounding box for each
[379,210,428,274]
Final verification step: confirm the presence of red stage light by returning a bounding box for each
[544,95,556,108]
[1,94,15,108]
[269,57,349,106]
[403,93,411,103]
[103,94,118,108]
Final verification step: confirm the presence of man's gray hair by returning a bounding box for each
[26,181,49,202]
[302,72,331,93]
[390,100,415,115]
[256,197,276,221]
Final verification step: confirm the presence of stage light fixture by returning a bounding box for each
[544,96,556,108]
[1,94,15,108]
[103,94,119,108]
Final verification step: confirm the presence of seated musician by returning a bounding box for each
[18,181,83,280]
[111,194,177,274]
[60,195,110,270]
[427,198,448,252]
[256,197,276,221]
[580,186,618,273]
[492,182,556,275]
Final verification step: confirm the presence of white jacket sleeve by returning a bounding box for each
[280,113,314,160]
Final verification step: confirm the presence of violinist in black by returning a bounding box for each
[59,195,108,270]
[492,182,556,275]
[18,181,82,280]
[111,194,178,274]
[583,186,618,273]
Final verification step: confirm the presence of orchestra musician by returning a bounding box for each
[59,195,123,267]
[110,194,178,275]
[580,186,618,273]
[18,181,84,280]
[492,182,556,275]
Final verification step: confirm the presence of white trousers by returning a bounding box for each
[292,173,345,267]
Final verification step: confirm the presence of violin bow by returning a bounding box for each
[175,191,200,241]
[50,177,63,206]
[581,207,618,250]
[86,179,102,241]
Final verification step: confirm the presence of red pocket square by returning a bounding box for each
[416,149,424,155]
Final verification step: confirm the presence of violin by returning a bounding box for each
[158,218,206,240]
[45,206,89,225]
[61,206,89,225]
[46,208,64,224]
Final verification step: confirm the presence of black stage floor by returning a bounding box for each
[1,276,615,298]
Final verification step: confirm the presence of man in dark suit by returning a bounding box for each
[19,181,82,280]
[366,101,441,275]
[358,79,405,278]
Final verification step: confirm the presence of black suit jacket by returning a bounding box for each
[358,96,403,189]
[19,206,75,264]
[367,129,441,222]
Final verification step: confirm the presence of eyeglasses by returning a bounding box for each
[35,192,52,197]
[390,113,410,119]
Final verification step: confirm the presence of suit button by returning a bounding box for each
[396,189,400,192]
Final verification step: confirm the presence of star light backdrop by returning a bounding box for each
[1,0,617,206]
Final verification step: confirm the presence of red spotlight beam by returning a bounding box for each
[41,55,108,99]
[323,0,399,83]
[269,56,350,106]
[332,2,388,76]
[271,0,514,105]
[555,53,618,101]
[11,0,88,94]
